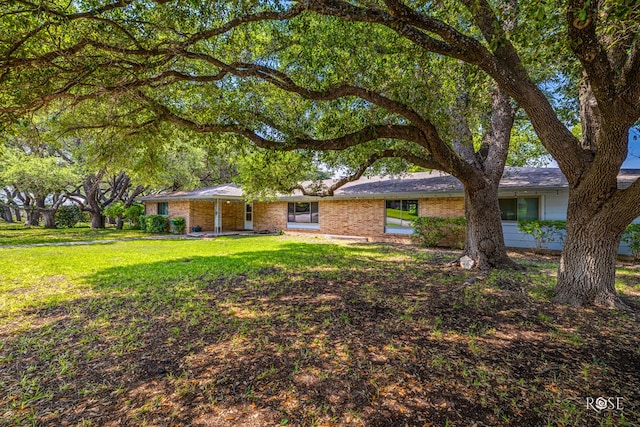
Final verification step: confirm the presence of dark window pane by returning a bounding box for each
[499,199,517,221]
[518,198,539,220]
[386,200,400,210]
[288,202,319,223]
[287,203,295,222]
[157,202,168,216]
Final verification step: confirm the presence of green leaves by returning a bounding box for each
[517,220,566,250]
[0,148,79,199]
[235,148,318,199]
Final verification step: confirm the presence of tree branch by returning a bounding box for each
[290,149,440,197]
[620,29,640,115]
[137,88,426,152]
[566,0,618,110]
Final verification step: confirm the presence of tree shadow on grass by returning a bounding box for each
[1,242,639,426]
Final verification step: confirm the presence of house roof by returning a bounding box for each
[140,167,640,202]
[139,183,244,202]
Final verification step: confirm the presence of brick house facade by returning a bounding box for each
[143,197,465,242]
[139,168,640,253]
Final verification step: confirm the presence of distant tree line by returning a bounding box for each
[0,113,238,229]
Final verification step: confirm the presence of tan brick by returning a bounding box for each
[145,203,158,215]
[419,197,465,218]
[189,201,215,232]
[254,202,287,232]
[221,201,244,231]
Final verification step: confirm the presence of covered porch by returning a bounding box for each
[140,184,256,236]
[186,198,254,235]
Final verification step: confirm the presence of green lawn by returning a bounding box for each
[1,235,639,426]
[0,222,146,246]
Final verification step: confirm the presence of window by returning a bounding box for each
[288,202,319,223]
[157,202,168,216]
[385,200,418,234]
[499,197,539,221]
[245,203,253,221]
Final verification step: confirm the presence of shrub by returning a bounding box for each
[139,215,147,232]
[124,203,145,228]
[622,223,640,260]
[55,205,83,228]
[517,220,566,251]
[170,217,186,234]
[144,214,169,233]
[103,201,125,221]
[412,216,466,249]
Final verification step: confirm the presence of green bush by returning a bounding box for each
[103,201,125,221]
[622,223,640,260]
[412,216,466,248]
[139,215,147,232]
[517,220,566,251]
[55,205,83,228]
[124,203,145,228]
[144,214,169,233]
[170,217,186,234]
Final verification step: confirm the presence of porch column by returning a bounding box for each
[214,198,222,235]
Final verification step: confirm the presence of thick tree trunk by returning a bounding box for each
[37,198,57,229]
[463,185,519,270]
[90,211,105,229]
[116,217,124,230]
[1,205,13,222]
[554,204,627,308]
[13,207,21,222]
[41,210,56,229]
[27,209,40,226]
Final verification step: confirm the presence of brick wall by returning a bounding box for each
[254,202,287,232]
[145,202,158,215]
[189,201,215,232]
[147,196,466,238]
[318,199,386,237]
[419,197,465,218]
[222,201,244,231]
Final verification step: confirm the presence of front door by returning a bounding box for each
[244,203,253,230]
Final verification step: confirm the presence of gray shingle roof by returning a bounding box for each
[140,167,640,201]
[139,183,243,202]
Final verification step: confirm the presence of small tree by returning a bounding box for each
[517,220,566,253]
[55,205,83,228]
[123,203,145,229]
[103,201,125,227]
[622,224,640,261]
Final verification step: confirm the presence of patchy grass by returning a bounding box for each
[0,236,639,426]
[0,222,145,246]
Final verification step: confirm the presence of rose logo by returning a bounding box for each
[595,397,608,410]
